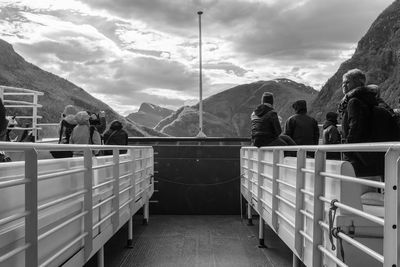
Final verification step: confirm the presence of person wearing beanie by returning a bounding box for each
[284,100,319,146]
[103,120,128,155]
[250,92,287,147]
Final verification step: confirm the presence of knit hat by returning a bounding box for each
[326,112,338,123]
[292,100,307,114]
[75,111,90,125]
[63,105,78,116]
[261,92,274,105]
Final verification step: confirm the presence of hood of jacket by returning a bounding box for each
[63,114,77,125]
[339,85,379,114]
[253,103,274,117]
[110,120,123,131]
[323,120,337,130]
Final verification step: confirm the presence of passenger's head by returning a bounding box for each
[326,112,338,123]
[62,105,77,118]
[342,69,366,94]
[87,111,101,125]
[109,120,123,131]
[261,92,274,105]
[75,111,90,125]
[292,100,307,114]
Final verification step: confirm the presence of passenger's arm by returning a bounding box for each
[271,113,282,136]
[284,118,293,137]
[313,119,320,145]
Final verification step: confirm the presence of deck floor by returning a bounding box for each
[85,215,292,267]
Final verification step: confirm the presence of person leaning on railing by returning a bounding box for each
[102,120,128,155]
[70,111,101,156]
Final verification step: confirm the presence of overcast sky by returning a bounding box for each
[0,0,394,115]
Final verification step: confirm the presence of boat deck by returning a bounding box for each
[85,215,292,267]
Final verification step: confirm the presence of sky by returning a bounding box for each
[0,0,394,115]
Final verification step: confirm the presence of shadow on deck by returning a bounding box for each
[84,215,292,267]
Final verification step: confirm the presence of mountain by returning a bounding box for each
[126,103,173,128]
[156,79,317,137]
[310,0,400,120]
[0,39,166,137]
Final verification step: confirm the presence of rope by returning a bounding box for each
[328,199,345,263]
[155,176,240,186]
[328,199,339,250]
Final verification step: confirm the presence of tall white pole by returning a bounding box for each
[197,11,206,137]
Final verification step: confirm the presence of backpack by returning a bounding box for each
[370,105,400,142]
[89,125,101,144]
[59,120,76,144]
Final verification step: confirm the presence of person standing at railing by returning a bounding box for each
[251,92,295,147]
[103,120,128,155]
[322,111,341,159]
[0,98,7,142]
[338,68,399,179]
[70,111,101,156]
[58,105,78,144]
[284,100,319,157]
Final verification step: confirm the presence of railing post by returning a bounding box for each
[32,94,38,142]
[240,148,244,220]
[384,148,400,267]
[83,148,93,260]
[271,149,280,231]
[143,149,149,225]
[311,150,325,267]
[294,149,306,260]
[25,148,38,267]
[257,148,266,247]
[112,148,120,231]
[127,147,136,248]
[247,148,254,226]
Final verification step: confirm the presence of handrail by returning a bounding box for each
[0,142,154,266]
[241,143,400,267]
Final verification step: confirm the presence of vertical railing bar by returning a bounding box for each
[112,148,120,231]
[311,150,326,267]
[129,148,136,216]
[143,149,150,224]
[294,149,306,260]
[384,148,399,267]
[25,148,38,267]
[271,149,280,231]
[32,94,38,142]
[83,148,93,260]
[247,149,253,225]
[240,148,244,220]
[257,149,265,246]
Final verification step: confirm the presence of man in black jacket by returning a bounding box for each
[284,100,319,146]
[338,68,394,178]
[251,92,286,147]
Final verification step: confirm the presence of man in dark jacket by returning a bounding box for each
[0,98,7,141]
[251,92,286,147]
[284,100,319,145]
[338,68,392,178]
[103,120,128,155]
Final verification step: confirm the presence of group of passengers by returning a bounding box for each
[56,106,128,157]
[251,68,400,180]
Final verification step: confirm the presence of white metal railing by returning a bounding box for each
[0,141,154,267]
[241,142,400,267]
[0,85,44,142]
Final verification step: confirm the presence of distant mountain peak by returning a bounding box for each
[127,102,173,128]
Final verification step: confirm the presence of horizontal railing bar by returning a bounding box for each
[119,172,133,180]
[119,160,131,165]
[39,232,88,267]
[260,186,272,195]
[38,189,87,211]
[0,85,44,94]
[300,209,314,220]
[16,115,43,119]
[92,211,116,230]
[0,142,148,151]
[301,168,314,174]
[38,211,87,241]
[3,92,35,95]
[299,230,313,243]
[0,178,30,189]
[38,168,86,181]
[0,243,30,263]
[319,196,384,226]
[0,211,29,227]
[275,210,295,228]
[92,179,115,190]
[5,104,42,108]
[276,163,297,170]
[260,160,273,166]
[260,198,272,210]
[260,173,273,180]
[92,162,115,170]
[135,179,145,185]
[92,195,115,210]
[134,168,145,174]
[119,185,133,195]
[318,245,348,267]
[275,195,296,209]
[320,172,385,189]
[276,179,295,189]
[119,198,134,210]
[300,189,314,197]
[4,99,39,105]
[319,221,384,263]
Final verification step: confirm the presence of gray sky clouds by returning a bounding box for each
[0,0,394,115]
